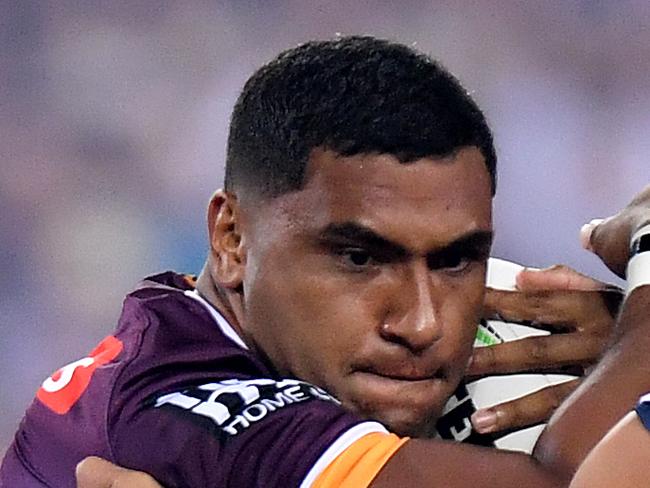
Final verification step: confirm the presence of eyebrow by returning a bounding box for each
[317,222,493,261]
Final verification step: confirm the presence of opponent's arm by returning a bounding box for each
[532,285,650,474]
[569,411,650,488]
[533,185,650,474]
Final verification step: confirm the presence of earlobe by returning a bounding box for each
[207,190,246,288]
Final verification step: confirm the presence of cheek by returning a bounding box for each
[442,278,485,353]
[243,249,374,377]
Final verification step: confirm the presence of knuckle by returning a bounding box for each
[498,403,525,429]
[546,386,567,410]
[528,293,549,317]
[528,339,548,363]
[473,345,497,372]
[585,335,608,358]
[488,290,509,312]
[550,381,579,406]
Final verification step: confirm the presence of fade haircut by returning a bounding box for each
[225,35,497,198]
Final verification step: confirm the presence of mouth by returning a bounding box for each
[355,364,446,383]
[348,365,449,401]
[345,365,450,436]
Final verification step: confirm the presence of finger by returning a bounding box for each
[467,334,606,376]
[471,379,580,434]
[587,215,630,278]
[583,185,650,276]
[76,457,161,488]
[515,265,605,292]
[484,287,612,332]
[585,209,650,278]
[484,288,554,324]
[580,219,604,252]
[484,288,577,328]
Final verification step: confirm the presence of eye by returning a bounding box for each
[446,256,471,273]
[339,248,373,269]
[428,251,472,273]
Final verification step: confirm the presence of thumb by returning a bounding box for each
[581,216,630,278]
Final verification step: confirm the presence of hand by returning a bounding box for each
[76,457,162,488]
[468,265,621,435]
[581,184,650,277]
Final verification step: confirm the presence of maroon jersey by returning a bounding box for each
[1,272,395,487]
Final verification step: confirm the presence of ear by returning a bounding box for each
[206,190,246,288]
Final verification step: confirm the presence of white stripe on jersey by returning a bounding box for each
[184,289,249,350]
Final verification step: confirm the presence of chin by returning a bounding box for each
[377,408,441,438]
[345,398,443,438]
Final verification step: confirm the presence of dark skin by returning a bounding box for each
[201,145,618,437]
[76,457,160,488]
[532,185,650,472]
[200,146,493,437]
[570,411,650,487]
[470,266,617,434]
[77,152,648,487]
[201,156,650,486]
[376,185,650,487]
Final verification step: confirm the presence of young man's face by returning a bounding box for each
[238,146,493,437]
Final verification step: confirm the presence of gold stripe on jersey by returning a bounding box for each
[312,432,408,488]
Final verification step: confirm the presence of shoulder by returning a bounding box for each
[108,272,270,420]
[112,273,406,487]
[112,375,385,487]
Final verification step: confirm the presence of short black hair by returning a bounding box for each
[225,35,496,198]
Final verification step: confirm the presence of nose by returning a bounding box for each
[380,260,443,353]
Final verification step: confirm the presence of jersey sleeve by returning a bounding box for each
[110,378,395,487]
[305,427,408,488]
[635,392,650,431]
[106,291,409,487]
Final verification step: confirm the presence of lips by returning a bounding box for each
[344,361,452,436]
[354,363,446,382]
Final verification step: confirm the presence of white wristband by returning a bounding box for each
[626,223,650,297]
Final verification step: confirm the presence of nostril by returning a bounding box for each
[379,286,443,352]
[379,322,436,354]
[380,322,418,350]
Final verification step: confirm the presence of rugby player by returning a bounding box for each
[3,36,646,487]
[74,198,650,488]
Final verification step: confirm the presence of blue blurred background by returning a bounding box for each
[1,0,649,455]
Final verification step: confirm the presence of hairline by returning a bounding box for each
[228,144,495,203]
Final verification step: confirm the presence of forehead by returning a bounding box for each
[261,147,493,251]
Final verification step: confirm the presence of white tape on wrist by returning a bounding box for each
[626,223,650,297]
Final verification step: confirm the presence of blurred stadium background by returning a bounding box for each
[1,0,649,455]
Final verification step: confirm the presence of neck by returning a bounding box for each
[195,263,248,344]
